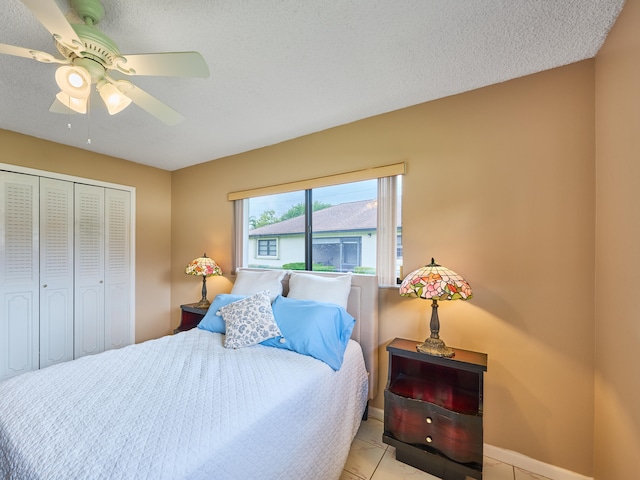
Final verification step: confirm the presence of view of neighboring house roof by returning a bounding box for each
[250,199,378,236]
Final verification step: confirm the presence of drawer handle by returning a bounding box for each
[426,436,433,443]
[425,417,433,424]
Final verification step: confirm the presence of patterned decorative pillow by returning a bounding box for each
[218,291,282,349]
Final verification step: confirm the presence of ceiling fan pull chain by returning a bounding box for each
[64,94,72,131]
[86,95,92,145]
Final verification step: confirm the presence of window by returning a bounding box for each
[230,163,404,285]
[311,180,377,273]
[246,190,305,269]
[257,238,277,258]
[313,237,363,272]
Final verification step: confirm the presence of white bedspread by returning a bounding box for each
[0,329,368,479]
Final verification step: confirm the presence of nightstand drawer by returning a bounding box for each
[384,390,483,465]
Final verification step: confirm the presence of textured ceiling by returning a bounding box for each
[0,0,625,171]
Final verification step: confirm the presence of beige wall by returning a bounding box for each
[0,129,172,343]
[172,60,596,475]
[594,1,640,479]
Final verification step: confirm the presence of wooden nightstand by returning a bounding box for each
[175,303,209,333]
[383,338,487,480]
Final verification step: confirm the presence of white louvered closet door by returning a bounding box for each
[0,172,39,381]
[104,188,132,350]
[39,178,74,369]
[74,184,105,359]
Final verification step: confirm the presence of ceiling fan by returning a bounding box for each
[0,0,209,125]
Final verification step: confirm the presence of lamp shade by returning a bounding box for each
[400,258,472,301]
[55,91,88,114]
[98,82,132,115]
[55,65,91,99]
[185,254,222,277]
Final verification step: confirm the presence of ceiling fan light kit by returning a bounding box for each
[55,65,91,98]
[97,81,132,115]
[0,0,210,125]
[55,91,87,114]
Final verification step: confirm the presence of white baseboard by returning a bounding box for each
[483,445,593,480]
[367,406,592,480]
[368,406,384,422]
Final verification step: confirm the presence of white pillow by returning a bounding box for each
[287,273,352,309]
[218,291,282,349]
[231,269,286,302]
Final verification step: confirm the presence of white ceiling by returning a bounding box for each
[0,0,625,171]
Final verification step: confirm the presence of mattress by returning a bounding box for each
[0,329,368,479]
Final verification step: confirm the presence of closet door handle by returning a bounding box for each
[42,284,47,288]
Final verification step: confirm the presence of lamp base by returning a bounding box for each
[194,298,211,309]
[417,337,455,358]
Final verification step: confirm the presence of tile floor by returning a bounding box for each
[341,418,553,480]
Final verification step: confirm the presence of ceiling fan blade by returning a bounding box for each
[21,0,83,53]
[114,81,185,125]
[0,43,70,64]
[112,52,209,78]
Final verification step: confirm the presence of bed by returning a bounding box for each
[0,270,378,480]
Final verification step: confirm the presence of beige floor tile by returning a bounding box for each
[340,469,368,480]
[356,418,387,449]
[371,448,440,480]
[348,420,527,480]
[513,467,552,480]
[344,438,386,479]
[484,456,515,480]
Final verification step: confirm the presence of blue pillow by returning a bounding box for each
[197,294,247,333]
[260,295,356,370]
